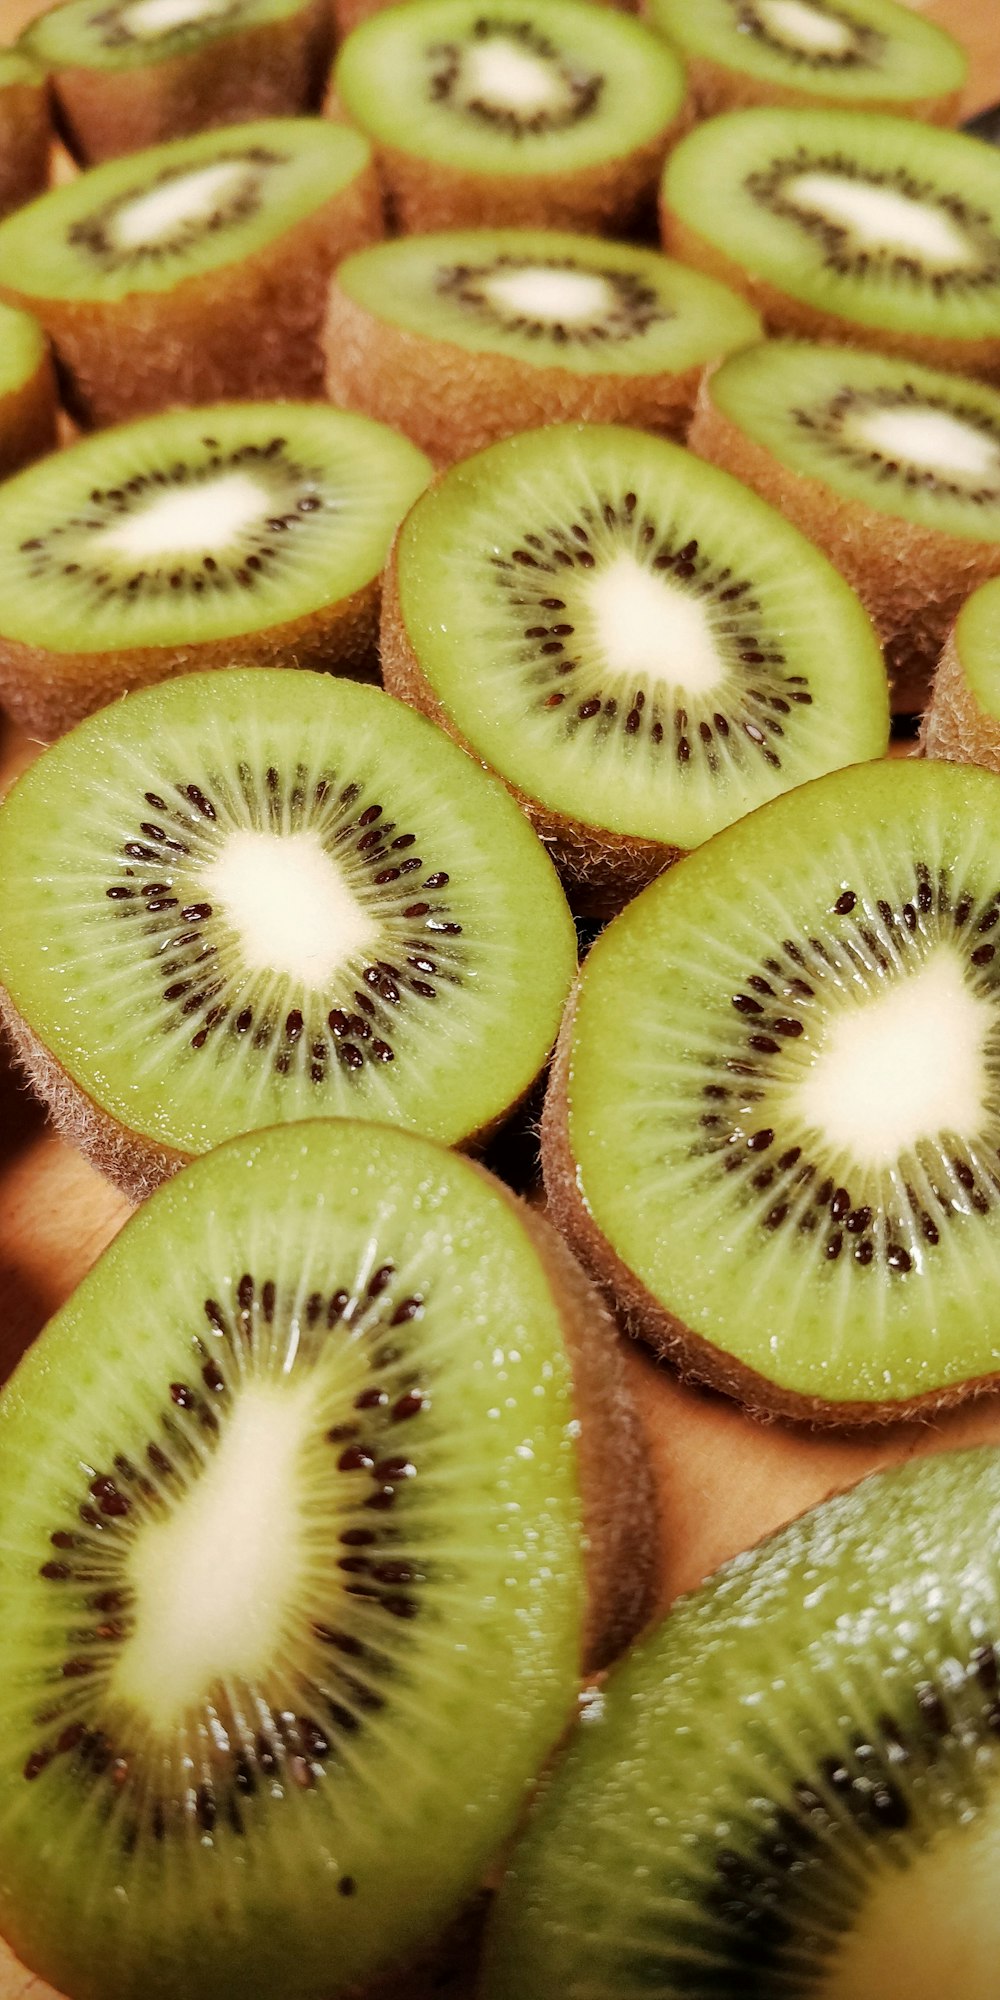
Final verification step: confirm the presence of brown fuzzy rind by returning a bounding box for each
[0,349,58,480]
[922,621,1000,769]
[0,167,384,428]
[0,77,50,222]
[689,372,1000,712]
[668,49,961,125]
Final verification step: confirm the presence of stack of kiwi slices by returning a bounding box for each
[0,300,56,480]
[22,0,334,163]
[332,0,688,234]
[661,106,1000,375]
[0,401,432,737]
[690,340,1000,710]
[924,572,1000,770]
[0,47,50,220]
[0,118,381,425]
[382,421,889,909]
[324,229,762,463]
[0,1118,655,2000]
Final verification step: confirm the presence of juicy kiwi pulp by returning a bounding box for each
[26,0,320,67]
[646,0,967,108]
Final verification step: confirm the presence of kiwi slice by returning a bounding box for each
[661,106,1000,377]
[925,573,1000,771]
[0,117,381,428]
[0,667,576,1199]
[0,401,431,739]
[690,339,1000,712]
[0,48,51,221]
[0,1117,655,2000]
[325,228,762,465]
[543,755,1000,1422]
[381,422,889,911]
[332,0,688,235]
[0,300,57,482]
[481,1444,1000,2000]
[646,0,967,123]
[23,0,334,164]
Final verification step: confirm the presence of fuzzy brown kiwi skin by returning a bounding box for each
[44,0,334,166]
[0,74,51,223]
[380,549,680,916]
[922,618,1000,769]
[688,358,993,714]
[0,344,58,482]
[661,49,961,126]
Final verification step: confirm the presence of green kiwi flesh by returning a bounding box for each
[543,756,1000,1421]
[0,669,576,1197]
[0,1117,640,2000]
[480,1445,1000,2000]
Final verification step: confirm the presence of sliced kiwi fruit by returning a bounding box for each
[481,1444,1000,2000]
[332,0,688,235]
[924,573,1000,771]
[661,106,1000,377]
[0,117,381,428]
[0,667,576,1199]
[325,228,762,464]
[23,0,334,164]
[0,1116,656,2000]
[0,300,57,482]
[690,339,1000,712]
[0,48,51,222]
[0,401,431,739]
[381,421,889,912]
[543,755,1000,1422]
[646,0,967,123]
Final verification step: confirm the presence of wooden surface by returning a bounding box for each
[1,1,1000,1996]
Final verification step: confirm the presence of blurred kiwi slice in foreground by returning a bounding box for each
[0,50,51,222]
[0,400,431,738]
[661,106,1000,377]
[480,1444,1000,2000]
[0,669,576,1200]
[0,1117,655,2000]
[925,573,1000,770]
[543,756,1000,1421]
[382,422,888,910]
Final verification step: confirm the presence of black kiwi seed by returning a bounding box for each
[437,253,664,345]
[427,18,603,135]
[748,148,1000,291]
[733,0,881,72]
[67,147,283,272]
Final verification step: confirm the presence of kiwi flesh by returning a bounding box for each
[0,49,51,221]
[381,421,889,912]
[0,1116,656,2000]
[23,0,334,164]
[0,667,577,1201]
[690,339,1000,712]
[645,0,967,123]
[481,1444,1000,2000]
[661,106,1000,378]
[924,573,1000,771]
[0,118,382,428]
[332,0,688,235]
[0,301,57,481]
[543,755,1000,1423]
[325,228,762,465]
[0,401,431,739]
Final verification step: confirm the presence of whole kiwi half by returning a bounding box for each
[924,572,1000,771]
[0,1117,656,2000]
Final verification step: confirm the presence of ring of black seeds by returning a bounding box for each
[747,149,1000,291]
[427,19,603,137]
[87,0,245,49]
[436,255,666,346]
[68,147,284,269]
[791,384,1000,503]
[731,0,882,73]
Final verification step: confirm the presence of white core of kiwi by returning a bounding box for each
[201,829,380,986]
[111,159,257,252]
[100,472,270,558]
[459,40,573,117]
[585,552,726,695]
[785,173,978,267]
[120,0,234,35]
[792,947,991,1168]
[842,404,1000,480]
[481,266,616,324]
[756,0,857,56]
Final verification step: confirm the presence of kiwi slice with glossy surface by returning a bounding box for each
[0,401,431,738]
[662,107,1000,376]
[382,422,888,910]
[333,0,688,234]
[924,573,1000,770]
[481,1444,1000,2000]
[24,0,333,163]
[0,1117,655,2000]
[690,340,1000,710]
[325,228,762,464]
[0,118,381,427]
[646,0,967,122]
[543,756,1000,1422]
[0,669,576,1200]
[0,49,50,221]
[0,300,57,481]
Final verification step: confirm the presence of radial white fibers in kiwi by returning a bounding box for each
[382,422,888,905]
[925,574,1000,771]
[0,1118,653,2000]
[543,757,1000,1423]
[0,670,576,1198]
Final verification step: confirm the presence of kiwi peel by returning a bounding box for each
[924,574,1000,771]
[0,300,57,483]
[0,50,51,223]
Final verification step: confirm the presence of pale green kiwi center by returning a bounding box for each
[109,158,256,251]
[201,828,380,987]
[785,173,980,269]
[119,0,232,34]
[481,265,615,324]
[841,404,1000,480]
[583,551,726,695]
[98,471,270,558]
[458,38,573,115]
[755,0,856,55]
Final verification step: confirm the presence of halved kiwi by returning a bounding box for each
[0,118,381,427]
[661,106,1000,376]
[0,49,51,221]
[381,421,889,911]
[481,1445,1000,2000]
[332,0,688,234]
[0,300,57,481]
[924,573,1000,771]
[646,0,967,122]
[0,668,576,1199]
[690,339,1000,711]
[543,755,1000,1423]
[0,1116,655,2000]
[0,401,431,738]
[324,228,762,464]
[23,0,334,163]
